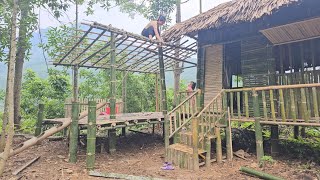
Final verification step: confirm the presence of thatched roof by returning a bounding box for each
[163,0,301,41]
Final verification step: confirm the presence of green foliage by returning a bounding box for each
[259,155,275,167]
[0,89,4,102]
[20,68,71,132]
[279,137,320,162]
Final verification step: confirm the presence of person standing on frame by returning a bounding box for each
[141,15,166,43]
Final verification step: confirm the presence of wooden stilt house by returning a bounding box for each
[164,0,320,170]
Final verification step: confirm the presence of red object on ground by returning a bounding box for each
[106,105,119,114]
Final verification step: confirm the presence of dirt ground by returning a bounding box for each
[3,129,320,180]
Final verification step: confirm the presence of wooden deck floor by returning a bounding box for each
[43,112,164,129]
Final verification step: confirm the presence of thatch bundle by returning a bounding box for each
[163,0,301,41]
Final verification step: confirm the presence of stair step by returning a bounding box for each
[168,143,205,155]
[168,143,206,170]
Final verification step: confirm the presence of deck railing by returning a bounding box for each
[167,90,200,138]
[64,98,123,118]
[225,83,320,126]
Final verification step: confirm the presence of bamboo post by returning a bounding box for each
[226,107,233,161]
[312,87,319,122]
[261,91,268,120]
[270,90,276,121]
[205,136,211,167]
[300,88,309,122]
[192,117,199,170]
[121,71,127,136]
[35,104,44,136]
[158,47,169,161]
[69,102,79,163]
[215,126,222,163]
[86,101,96,170]
[279,89,286,122]
[108,32,117,154]
[73,65,79,102]
[237,92,241,119]
[155,74,159,112]
[230,92,234,118]
[244,91,249,118]
[252,90,264,162]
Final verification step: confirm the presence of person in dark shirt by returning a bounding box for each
[141,15,166,43]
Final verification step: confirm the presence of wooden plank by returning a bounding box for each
[12,156,40,175]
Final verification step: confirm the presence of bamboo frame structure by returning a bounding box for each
[52,22,197,74]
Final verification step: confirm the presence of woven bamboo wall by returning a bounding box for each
[204,44,223,105]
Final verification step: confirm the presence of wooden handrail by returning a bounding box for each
[225,83,320,93]
[196,90,224,118]
[168,89,200,115]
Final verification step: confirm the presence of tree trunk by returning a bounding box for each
[0,0,18,176]
[173,0,182,107]
[14,0,31,127]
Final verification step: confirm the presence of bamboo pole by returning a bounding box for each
[262,91,268,120]
[245,91,249,118]
[237,92,241,119]
[192,117,199,170]
[252,90,264,162]
[270,125,279,156]
[226,107,233,161]
[121,71,127,136]
[270,90,276,121]
[205,136,211,167]
[69,102,79,163]
[312,87,319,122]
[279,89,286,122]
[108,32,117,154]
[289,89,297,122]
[86,101,96,170]
[230,92,234,118]
[239,167,285,180]
[155,74,159,112]
[300,88,309,122]
[35,104,44,136]
[215,127,222,164]
[158,47,169,161]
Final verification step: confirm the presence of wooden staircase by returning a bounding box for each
[167,90,230,170]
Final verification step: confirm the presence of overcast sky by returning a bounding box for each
[39,0,230,33]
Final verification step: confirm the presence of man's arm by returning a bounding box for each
[151,22,163,42]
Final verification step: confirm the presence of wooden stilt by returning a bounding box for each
[215,127,222,163]
[192,117,199,170]
[108,32,117,153]
[35,104,44,136]
[86,101,96,170]
[69,102,79,163]
[252,90,264,162]
[205,136,211,167]
[158,47,169,161]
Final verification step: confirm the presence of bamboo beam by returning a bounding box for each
[86,101,96,170]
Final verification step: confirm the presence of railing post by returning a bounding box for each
[252,90,264,162]
[69,102,79,163]
[35,104,44,137]
[192,117,199,171]
[86,101,96,170]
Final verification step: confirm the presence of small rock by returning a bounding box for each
[57,155,65,159]
[250,163,259,168]
[65,169,73,174]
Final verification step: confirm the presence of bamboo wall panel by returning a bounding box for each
[204,44,223,106]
